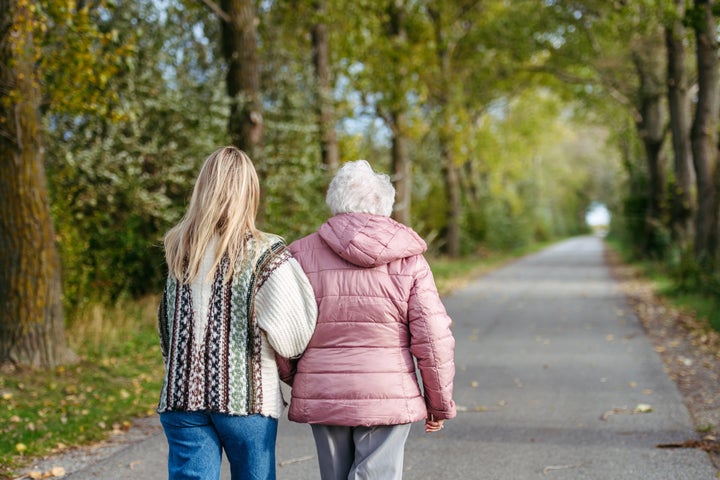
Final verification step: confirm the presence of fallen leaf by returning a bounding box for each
[634,403,653,413]
[15,442,27,453]
[677,356,693,367]
[470,381,479,388]
[543,463,584,475]
[50,466,66,477]
[279,455,315,467]
[600,407,628,421]
[28,470,42,479]
[657,439,720,452]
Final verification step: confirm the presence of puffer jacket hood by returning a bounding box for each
[318,213,426,268]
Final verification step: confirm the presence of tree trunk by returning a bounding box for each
[665,1,695,245]
[311,0,339,173]
[690,0,720,261]
[441,137,461,256]
[221,0,263,158]
[390,110,412,226]
[385,1,412,226]
[631,36,667,255]
[428,6,461,256]
[0,0,76,368]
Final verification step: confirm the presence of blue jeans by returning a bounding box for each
[160,411,278,480]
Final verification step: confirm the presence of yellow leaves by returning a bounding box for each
[600,404,654,420]
[28,466,66,478]
[52,466,67,477]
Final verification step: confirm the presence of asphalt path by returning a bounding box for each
[59,236,716,479]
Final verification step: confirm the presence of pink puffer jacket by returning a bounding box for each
[281,212,456,427]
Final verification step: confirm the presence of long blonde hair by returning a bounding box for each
[164,146,262,284]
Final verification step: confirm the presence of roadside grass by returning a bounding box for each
[606,240,720,333]
[0,241,549,479]
[0,297,164,479]
[431,243,550,296]
[650,274,720,332]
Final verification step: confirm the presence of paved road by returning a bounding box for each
[59,236,715,479]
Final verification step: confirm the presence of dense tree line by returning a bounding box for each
[540,1,720,293]
[1,0,716,368]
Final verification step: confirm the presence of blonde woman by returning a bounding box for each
[157,146,317,480]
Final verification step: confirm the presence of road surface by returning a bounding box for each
[47,236,716,479]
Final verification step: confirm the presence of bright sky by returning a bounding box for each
[586,203,610,226]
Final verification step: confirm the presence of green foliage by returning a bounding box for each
[32,0,623,313]
[45,0,229,310]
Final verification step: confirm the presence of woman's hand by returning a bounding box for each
[425,414,445,433]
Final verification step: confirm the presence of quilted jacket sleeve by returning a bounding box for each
[408,256,457,420]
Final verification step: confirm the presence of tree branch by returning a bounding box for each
[199,0,231,23]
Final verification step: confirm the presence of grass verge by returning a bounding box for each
[0,297,164,479]
[606,239,720,334]
[430,243,549,296]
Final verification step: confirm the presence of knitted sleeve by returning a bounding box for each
[254,252,318,359]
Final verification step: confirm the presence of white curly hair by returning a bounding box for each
[325,160,395,217]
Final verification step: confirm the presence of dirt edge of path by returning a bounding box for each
[605,246,720,469]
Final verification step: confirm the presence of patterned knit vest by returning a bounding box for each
[157,236,288,415]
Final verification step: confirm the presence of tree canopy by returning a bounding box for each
[2,0,719,367]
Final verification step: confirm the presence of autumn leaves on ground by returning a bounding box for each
[607,248,720,467]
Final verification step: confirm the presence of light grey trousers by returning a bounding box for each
[310,423,412,480]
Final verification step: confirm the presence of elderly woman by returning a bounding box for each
[280,160,456,480]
